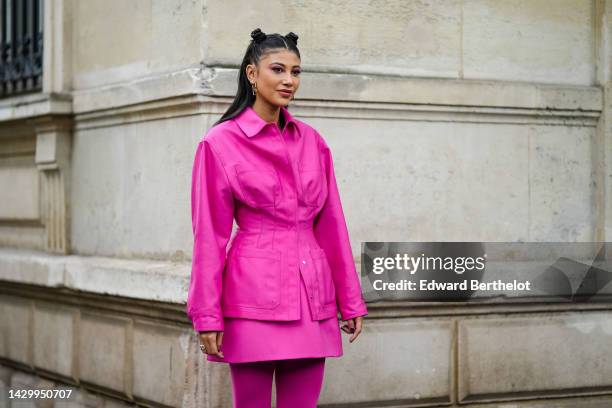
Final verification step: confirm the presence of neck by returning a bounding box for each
[252,100,282,127]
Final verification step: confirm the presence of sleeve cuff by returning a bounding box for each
[341,311,368,320]
[192,316,224,332]
[340,303,369,321]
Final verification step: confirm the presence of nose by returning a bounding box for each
[282,73,294,85]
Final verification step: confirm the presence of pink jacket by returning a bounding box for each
[186,105,368,332]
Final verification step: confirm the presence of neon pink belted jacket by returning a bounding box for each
[186,105,368,332]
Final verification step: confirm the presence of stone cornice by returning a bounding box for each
[0,67,602,129]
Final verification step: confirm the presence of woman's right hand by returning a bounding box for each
[198,331,224,358]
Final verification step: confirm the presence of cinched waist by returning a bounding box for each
[236,219,314,232]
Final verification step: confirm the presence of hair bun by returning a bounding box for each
[285,32,299,45]
[251,28,267,43]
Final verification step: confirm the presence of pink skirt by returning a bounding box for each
[207,273,343,363]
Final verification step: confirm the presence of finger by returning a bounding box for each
[355,318,363,331]
[206,341,223,358]
[198,333,208,354]
[216,333,224,357]
[206,336,223,358]
[204,337,218,355]
[341,322,355,334]
[349,326,362,343]
[347,319,355,330]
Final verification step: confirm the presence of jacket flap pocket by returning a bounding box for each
[224,245,282,309]
[309,247,336,305]
[234,163,279,207]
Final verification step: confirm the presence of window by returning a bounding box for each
[0,0,43,98]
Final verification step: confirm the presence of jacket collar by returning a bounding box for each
[235,105,298,138]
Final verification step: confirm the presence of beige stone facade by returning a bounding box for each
[2,0,612,407]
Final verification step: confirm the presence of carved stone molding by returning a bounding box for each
[29,115,73,254]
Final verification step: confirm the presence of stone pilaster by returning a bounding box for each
[30,116,73,254]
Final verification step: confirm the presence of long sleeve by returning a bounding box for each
[313,135,368,321]
[186,139,235,332]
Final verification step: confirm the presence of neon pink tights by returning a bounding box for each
[229,357,326,408]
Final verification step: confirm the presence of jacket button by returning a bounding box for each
[302,260,306,264]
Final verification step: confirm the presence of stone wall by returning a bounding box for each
[2,0,612,407]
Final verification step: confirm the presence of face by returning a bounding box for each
[246,49,301,107]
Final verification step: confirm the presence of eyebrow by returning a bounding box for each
[269,62,301,68]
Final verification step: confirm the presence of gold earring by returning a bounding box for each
[251,82,258,95]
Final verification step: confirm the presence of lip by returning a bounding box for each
[278,90,293,97]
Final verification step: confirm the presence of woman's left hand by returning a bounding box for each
[341,316,364,343]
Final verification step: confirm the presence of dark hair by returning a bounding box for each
[213,28,300,127]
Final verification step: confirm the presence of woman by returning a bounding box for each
[186,28,368,408]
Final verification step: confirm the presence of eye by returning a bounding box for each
[272,67,283,73]
[292,70,301,77]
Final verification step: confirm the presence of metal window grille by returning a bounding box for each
[0,0,43,98]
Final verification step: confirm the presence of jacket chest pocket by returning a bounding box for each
[299,162,327,207]
[223,246,282,309]
[235,163,279,208]
[310,248,336,305]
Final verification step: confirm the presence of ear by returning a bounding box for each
[245,64,256,81]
